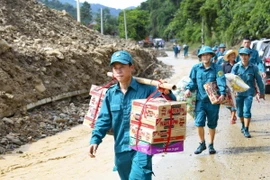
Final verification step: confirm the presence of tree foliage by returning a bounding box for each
[137,0,270,46]
[118,9,150,40]
[39,0,270,46]
[94,8,118,35]
[80,2,92,25]
[39,0,76,18]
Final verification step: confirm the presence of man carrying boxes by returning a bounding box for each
[88,50,176,180]
[184,46,227,155]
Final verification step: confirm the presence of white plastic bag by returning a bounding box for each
[173,76,196,118]
[225,73,249,92]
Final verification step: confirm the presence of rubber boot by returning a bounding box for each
[194,141,206,154]
[241,122,245,133]
[244,127,251,138]
[208,143,216,154]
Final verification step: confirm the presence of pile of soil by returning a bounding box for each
[0,0,173,153]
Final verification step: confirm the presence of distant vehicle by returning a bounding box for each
[139,36,154,48]
[251,38,270,93]
[141,40,154,48]
[169,38,179,43]
[153,38,164,48]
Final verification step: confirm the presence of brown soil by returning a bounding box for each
[0,0,173,153]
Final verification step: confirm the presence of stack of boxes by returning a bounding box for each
[83,85,108,128]
[129,98,187,155]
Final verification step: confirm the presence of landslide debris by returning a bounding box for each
[0,0,173,153]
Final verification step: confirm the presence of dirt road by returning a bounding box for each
[1,51,270,180]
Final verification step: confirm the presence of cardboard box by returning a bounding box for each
[89,84,107,97]
[130,115,186,131]
[129,137,184,155]
[89,95,103,107]
[86,105,100,118]
[203,82,235,107]
[131,98,187,122]
[83,85,107,128]
[83,105,101,128]
[83,114,95,128]
[130,123,185,144]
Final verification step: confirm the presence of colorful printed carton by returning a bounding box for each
[203,82,235,107]
[83,106,100,128]
[129,137,184,155]
[83,85,108,128]
[130,115,186,131]
[130,123,185,144]
[131,98,187,121]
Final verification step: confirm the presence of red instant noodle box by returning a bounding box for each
[203,82,235,107]
[130,115,186,131]
[83,85,108,128]
[130,123,186,144]
[130,98,186,145]
[131,98,186,119]
[130,98,187,131]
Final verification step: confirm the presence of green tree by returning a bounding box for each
[168,0,204,43]
[247,0,270,39]
[39,0,270,46]
[199,0,219,45]
[118,9,150,40]
[139,0,181,40]
[94,8,118,35]
[223,0,253,45]
[38,0,76,19]
[80,2,92,25]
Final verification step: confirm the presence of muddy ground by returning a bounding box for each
[0,52,269,180]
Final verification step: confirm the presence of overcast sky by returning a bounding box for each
[78,0,146,9]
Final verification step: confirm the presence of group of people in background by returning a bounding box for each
[87,38,266,180]
[187,37,265,155]
[173,43,189,58]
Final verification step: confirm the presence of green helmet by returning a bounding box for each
[219,43,226,48]
[198,46,215,58]
[238,48,250,55]
[212,47,218,51]
[110,50,133,65]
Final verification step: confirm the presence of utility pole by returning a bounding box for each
[124,9,128,40]
[76,0,81,22]
[100,8,103,34]
[201,18,204,44]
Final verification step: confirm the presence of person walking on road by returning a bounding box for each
[173,43,179,58]
[183,44,189,57]
[216,43,226,57]
[222,49,238,124]
[211,46,218,63]
[184,46,227,154]
[216,43,227,65]
[177,44,181,56]
[88,50,176,180]
[231,48,265,138]
[240,37,266,78]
